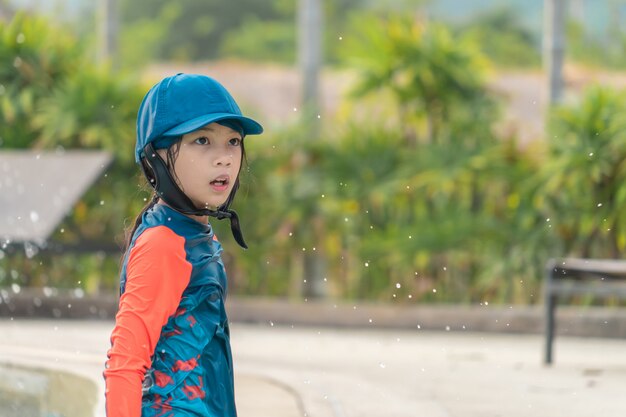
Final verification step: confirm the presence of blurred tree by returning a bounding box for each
[566,20,626,69]
[220,17,295,64]
[118,0,285,62]
[0,12,83,148]
[541,86,626,259]
[0,12,148,294]
[457,7,541,68]
[343,14,491,146]
[32,67,141,163]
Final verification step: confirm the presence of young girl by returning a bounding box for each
[103,73,263,417]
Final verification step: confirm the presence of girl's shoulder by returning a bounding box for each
[134,225,186,253]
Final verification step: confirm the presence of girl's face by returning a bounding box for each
[159,122,243,212]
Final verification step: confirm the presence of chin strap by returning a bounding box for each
[141,142,248,249]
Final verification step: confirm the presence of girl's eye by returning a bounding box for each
[194,137,209,145]
[229,138,242,146]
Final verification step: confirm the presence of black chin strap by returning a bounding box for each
[141,142,248,249]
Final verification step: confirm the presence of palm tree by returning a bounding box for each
[344,14,490,146]
[541,86,626,259]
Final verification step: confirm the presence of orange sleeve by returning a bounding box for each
[104,226,192,417]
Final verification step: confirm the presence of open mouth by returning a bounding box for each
[210,175,230,190]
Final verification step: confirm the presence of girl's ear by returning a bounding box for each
[156,148,168,160]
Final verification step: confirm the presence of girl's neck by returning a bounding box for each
[156,199,209,224]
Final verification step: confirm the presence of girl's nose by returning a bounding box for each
[215,153,233,167]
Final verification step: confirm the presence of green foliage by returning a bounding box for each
[540,86,626,259]
[220,18,295,64]
[343,15,492,145]
[32,68,143,163]
[0,13,148,294]
[221,16,545,303]
[0,12,84,147]
[118,0,285,62]
[457,7,541,68]
[566,20,626,69]
[4,11,626,307]
[116,4,181,68]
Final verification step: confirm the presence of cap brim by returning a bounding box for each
[163,113,263,137]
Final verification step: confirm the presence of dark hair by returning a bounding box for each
[123,141,182,254]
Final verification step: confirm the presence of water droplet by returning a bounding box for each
[364,262,369,267]
[395,283,401,289]
[379,362,386,369]
[432,288,437,293]
[30,211,39,223]
[100,200,105,205]
[597,203,603,207]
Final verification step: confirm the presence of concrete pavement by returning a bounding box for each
[1,318,626,417]
[0,319,303,417]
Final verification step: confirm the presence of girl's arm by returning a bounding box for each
[103,226,192,417]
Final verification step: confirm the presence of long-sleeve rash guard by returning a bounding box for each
[104,203,236,417]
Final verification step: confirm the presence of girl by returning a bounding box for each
[104,73,263,417]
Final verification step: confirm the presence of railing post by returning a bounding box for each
[544,259,557,365]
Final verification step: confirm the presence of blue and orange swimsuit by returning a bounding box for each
[104,203,236,417]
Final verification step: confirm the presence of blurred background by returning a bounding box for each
[2,1,626,417]
[2,0,626,305]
